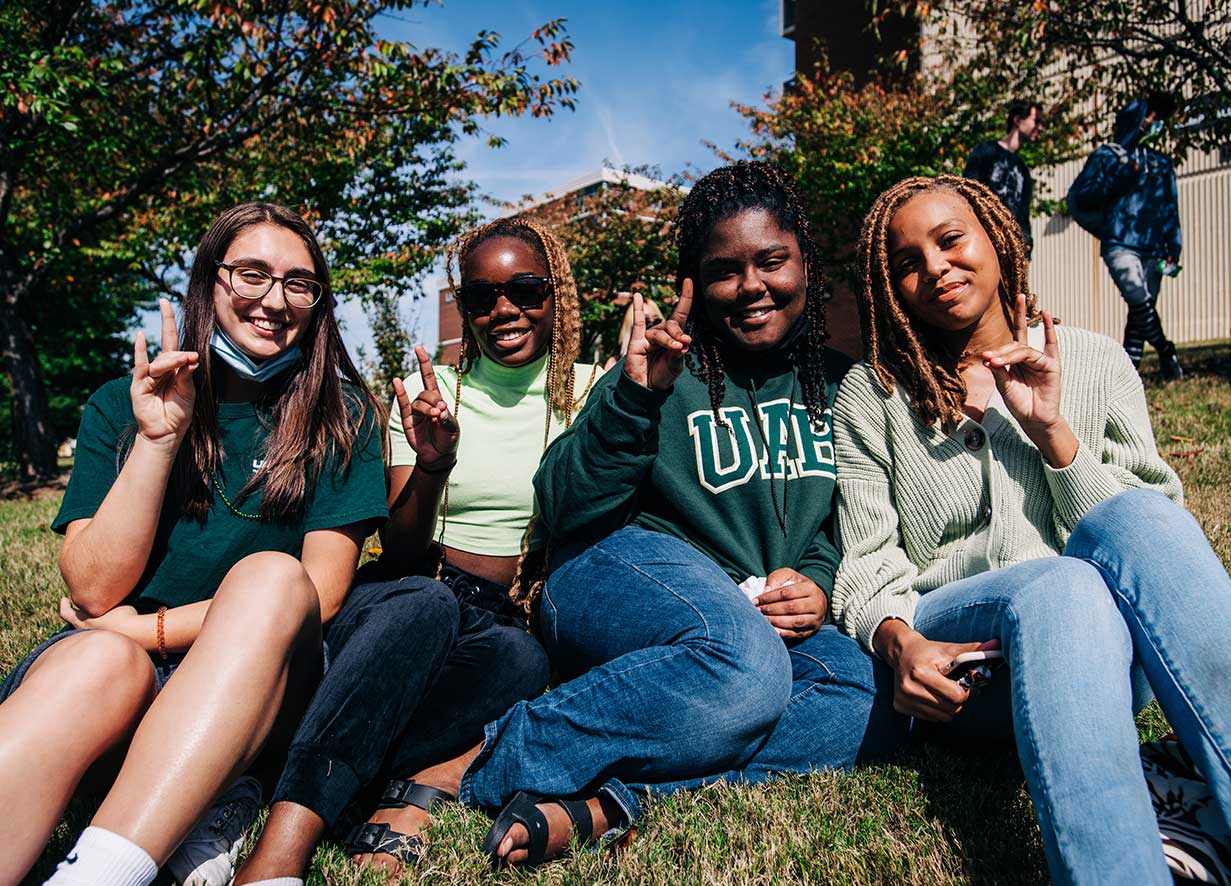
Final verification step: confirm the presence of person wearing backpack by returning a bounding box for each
[1067,93,1183,380]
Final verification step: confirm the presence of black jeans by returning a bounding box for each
[272,566,550,828]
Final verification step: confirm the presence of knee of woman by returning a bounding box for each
[381,579,460,640]
[1069,488,1184,556]
[215,551,319,628]
[61,631,155,705]
[495,628,551,700]
[716,635,792,736]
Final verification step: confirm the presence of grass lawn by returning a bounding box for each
[3,341,1229,885]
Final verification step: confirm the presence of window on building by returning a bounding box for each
[781,0,796,37]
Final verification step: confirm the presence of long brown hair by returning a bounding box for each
[856,175,1040,431]
[167,202,383,520]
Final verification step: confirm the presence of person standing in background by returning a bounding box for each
[1068,93,1184,380]
[964,99,1043,255]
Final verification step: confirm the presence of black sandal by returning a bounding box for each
[480,790,610,869]
[344,779,456,865]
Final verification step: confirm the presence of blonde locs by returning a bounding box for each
[856,174,1041,432]
[443,216,581,419]
[442,215,591,625]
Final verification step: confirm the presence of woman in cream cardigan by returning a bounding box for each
[832,175,1231,886]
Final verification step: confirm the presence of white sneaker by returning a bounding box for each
[165,775,262,886]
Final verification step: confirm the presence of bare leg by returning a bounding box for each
[350,744,482,874]
[232,801,326,883]
[0,631,155,883]
[93,552,321,864]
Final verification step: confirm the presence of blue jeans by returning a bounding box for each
[458,526,906,821]
[912,489,1231,886]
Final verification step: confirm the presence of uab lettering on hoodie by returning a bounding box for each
[687,399,835,495]
[533,346,852,595]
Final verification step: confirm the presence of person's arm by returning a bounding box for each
[1040,338,1183,539]
[62,521,372,649]
[829,368,923,651]
[533,366,667,540]
[1163,162,1182,262]
[534,287,693,540]
[60,300,198,616]
[1070,148,1136,212]
[380,346,458,573]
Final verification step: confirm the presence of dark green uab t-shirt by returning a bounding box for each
[52,378,388,613]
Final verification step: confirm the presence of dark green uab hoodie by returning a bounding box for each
[533,345,853,595]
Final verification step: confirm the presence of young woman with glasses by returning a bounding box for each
[235,217,601,882]
[0,203,388,886]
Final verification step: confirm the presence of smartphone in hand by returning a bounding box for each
[945,641,1004,690]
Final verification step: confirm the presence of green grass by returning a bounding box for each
[4,341,1230,885]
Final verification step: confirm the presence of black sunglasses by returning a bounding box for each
[455,275,550,315]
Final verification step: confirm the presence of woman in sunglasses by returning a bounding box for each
[0,203,387,886]
[235,217,600,882]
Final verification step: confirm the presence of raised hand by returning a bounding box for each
[624,281,693,392]
[131,298,198,450]
[393,345,460,472]
[981,294,1062,434]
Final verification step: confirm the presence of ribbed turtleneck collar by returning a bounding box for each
[469,350,550,392]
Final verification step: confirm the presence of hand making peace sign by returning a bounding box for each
[981,294,1062,433]
[131,298,199,450]
[624,280,694,392]
[393,344,460,472]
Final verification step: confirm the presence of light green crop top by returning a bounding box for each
[388,353,602,556]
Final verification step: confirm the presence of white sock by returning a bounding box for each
[241,880,304,886]
[43,826,158,886]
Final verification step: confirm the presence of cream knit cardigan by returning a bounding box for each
[831,325,1183,652]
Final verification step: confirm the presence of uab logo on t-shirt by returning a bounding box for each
[686,399,836,494]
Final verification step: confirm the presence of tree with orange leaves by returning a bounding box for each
[0,0,578,480]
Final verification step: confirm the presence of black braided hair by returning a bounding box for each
[675,161,831,426]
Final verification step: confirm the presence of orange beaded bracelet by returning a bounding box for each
[156,606,168,660]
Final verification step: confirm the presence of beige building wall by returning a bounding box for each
[1029,148,1231,344]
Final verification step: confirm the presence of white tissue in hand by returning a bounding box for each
[738,576,767,603]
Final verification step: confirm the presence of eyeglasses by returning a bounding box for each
[217,262,323,309]
[455,275,550,315]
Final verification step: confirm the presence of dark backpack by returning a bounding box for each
[1066,143,1130,238]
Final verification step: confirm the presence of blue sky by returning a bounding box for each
[145,2,794,364]
[334,0,795,359]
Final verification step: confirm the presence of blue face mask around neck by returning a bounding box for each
[210,327,303,383]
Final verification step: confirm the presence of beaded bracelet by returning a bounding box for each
[156,606,168,660]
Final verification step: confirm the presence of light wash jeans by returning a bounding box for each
[913,489,1231,886]
[458,526,907,821]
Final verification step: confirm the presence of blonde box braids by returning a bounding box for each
[856,175,1041,432]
